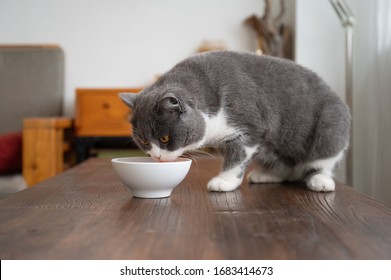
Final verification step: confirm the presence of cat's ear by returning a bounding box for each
[159,93,186,113]
[119,93,138,108]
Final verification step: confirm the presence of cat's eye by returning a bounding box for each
[140,139,149,145]
[159,135,170,144]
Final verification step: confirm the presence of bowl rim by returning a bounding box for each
[111,157,192,165]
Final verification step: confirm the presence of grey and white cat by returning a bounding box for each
[120,51,350,192]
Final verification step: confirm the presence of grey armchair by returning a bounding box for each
[0,45,65,197]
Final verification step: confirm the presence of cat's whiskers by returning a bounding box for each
[198,149,217,158]
[186,148,217,159]
[180,153,200,169]
[131,127,141,135]
[180,148,218,170]
[121,138,134,149]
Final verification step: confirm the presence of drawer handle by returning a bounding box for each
[102,102,110,109]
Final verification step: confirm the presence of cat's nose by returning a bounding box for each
[149,152,161,161]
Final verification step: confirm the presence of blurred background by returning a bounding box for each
[0,0,390,207]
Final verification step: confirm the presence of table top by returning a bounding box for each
[1,157,391,260]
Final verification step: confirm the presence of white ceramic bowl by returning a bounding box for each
[111,157,192,198]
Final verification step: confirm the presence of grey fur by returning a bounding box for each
[120,51,350,188]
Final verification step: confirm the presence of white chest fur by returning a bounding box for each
[200,110,240,146]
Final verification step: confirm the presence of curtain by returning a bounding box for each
[351,0,391,206]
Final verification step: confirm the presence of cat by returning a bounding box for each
[120,51,350,192]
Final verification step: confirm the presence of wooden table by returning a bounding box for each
[1,158,391,259]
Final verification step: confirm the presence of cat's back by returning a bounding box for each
[171,51,330,94]
[180,50,308,75]
[159,51,346,117]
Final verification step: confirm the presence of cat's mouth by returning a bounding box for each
[147,143,191,162]
[150,156,178,163]
[148,149,181,162]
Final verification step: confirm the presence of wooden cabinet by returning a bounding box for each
[75,88,141,162]
[75,88,140,137]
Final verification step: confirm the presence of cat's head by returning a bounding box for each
[120,88,205,161]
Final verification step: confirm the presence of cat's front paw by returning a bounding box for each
[207,176,240,192]
[306,174,335,192]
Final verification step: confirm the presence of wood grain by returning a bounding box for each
[1,158,391,259]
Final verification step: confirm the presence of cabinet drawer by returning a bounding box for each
[75,88,141,137]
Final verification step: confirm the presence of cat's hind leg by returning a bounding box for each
[207,142,258,192]
[303,151,344,192]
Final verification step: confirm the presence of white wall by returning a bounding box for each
[295,0,345,100]
[348,0,391,207]
[0,0,269,116]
